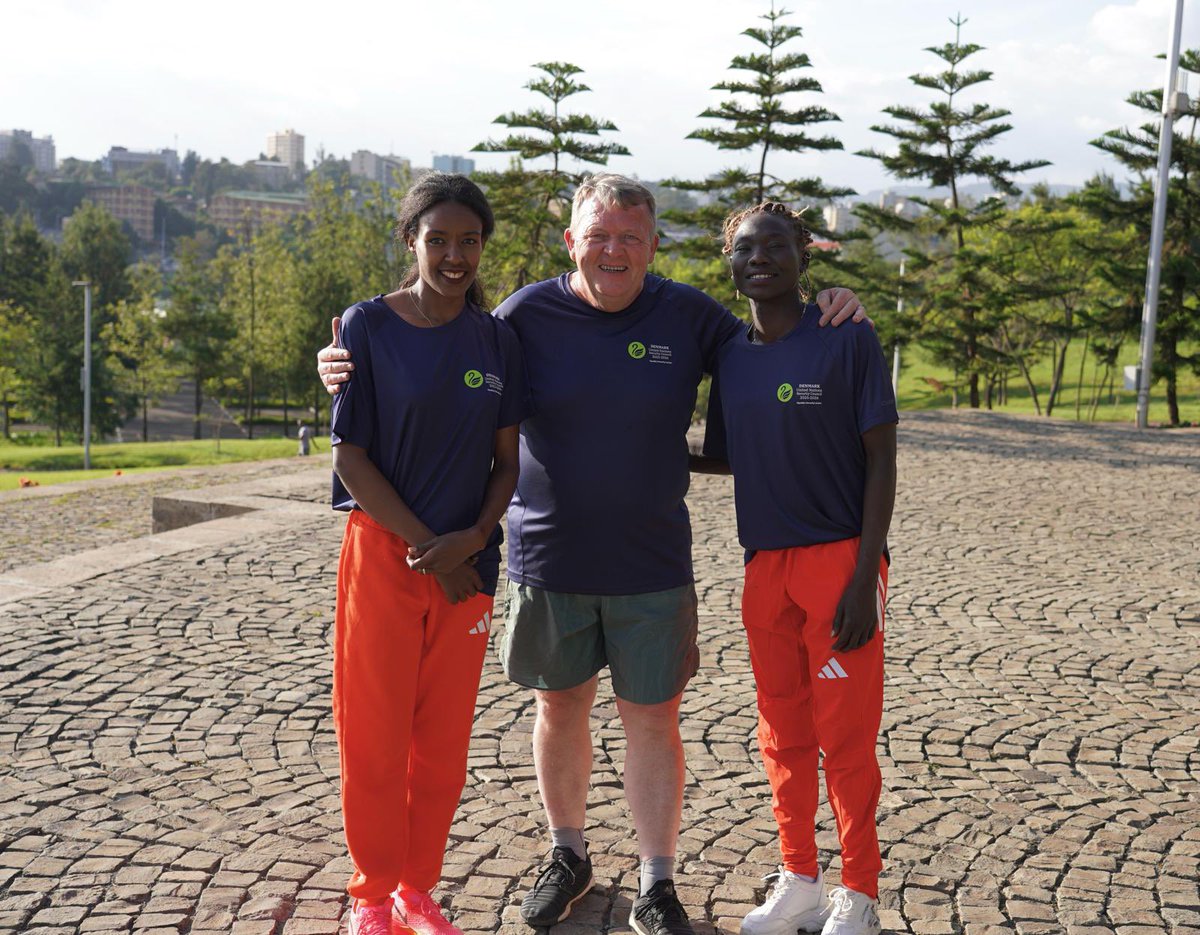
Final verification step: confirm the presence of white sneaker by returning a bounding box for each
[820,887,880,935]
[741,867,830,935]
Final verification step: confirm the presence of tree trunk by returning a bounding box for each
[1074,334,1089,422]
[1163,331,1180,426]
[142,395,149,442]
[1046,340,1068,417]
[1016,360,1042,416]
[193,376,203,440]
[1002,325,1041,416]
[985,376,995,410]
[1,394,9,439]
[283,383,289,438]
[245,381,253,440]
[1087,376,1099,421]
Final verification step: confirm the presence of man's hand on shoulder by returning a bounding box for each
[318,317,354,396]
[815,288,874,329]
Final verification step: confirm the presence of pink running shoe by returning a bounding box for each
[349,899,394,935]
[392,888,462,935]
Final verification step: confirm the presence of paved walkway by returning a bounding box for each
[0,459,321,575]
[1,412,1197,935]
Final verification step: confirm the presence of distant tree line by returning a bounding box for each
[1,7,1196,442]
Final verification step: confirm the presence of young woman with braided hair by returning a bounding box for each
[700,202,898,935]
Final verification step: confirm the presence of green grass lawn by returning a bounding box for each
[3,341,1195,493]
[0,437,305,491]
[893,340,1200,426]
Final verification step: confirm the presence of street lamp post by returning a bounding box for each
[72,280,93,470]
[1136,0,1187,429]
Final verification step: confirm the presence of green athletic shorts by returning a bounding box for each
[500,580,699,705]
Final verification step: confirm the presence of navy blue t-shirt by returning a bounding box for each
[702,308,898,552]
[330,297,532,594]
[494,273,743,595]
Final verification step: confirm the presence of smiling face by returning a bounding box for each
[565,198,659,312]
[406,201,486,301]
[728,213,805,302]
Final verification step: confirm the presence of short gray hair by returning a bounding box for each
[571,173,657,231]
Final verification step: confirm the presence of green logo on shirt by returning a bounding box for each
[777,383,794,403]
[464,369,484,388]
[627,341,646,360]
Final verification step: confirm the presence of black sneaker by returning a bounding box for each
[520,845,594,927]
[630,879,695,935]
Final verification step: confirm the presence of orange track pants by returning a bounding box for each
[741,537,886,900]
[334,509,493,900]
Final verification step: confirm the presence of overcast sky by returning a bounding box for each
[5,0,1197,195]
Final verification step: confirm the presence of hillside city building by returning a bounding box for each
[250,160,291,190]
[83,184,157,241]
[266,129,305,177]
[0,130,56,174]
[209,190,309,234]
[103,146,180,180]
[822,202,859,234]
[349,150,411,190]
[432,154,475,175]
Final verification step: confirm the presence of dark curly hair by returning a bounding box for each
[721,201,814,272]
[395,172,495,309]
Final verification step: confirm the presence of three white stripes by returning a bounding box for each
[468,611,491,635]
[817,657,850,680]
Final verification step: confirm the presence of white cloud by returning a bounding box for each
[1089,0,1174,57]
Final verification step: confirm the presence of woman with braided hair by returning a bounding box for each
[700,202,898,935]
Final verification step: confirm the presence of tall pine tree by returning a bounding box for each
[662,3,851,305]
[857,15,1048,408]
[1089,49,1200,426]
[472,62,630,296]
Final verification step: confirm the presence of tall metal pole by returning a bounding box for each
[1136,0,1186,429]
[247,249,256,440]
[72,281,93,469]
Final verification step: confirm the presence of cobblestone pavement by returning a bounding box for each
[1,411,1197,935]
[0,459,323,575]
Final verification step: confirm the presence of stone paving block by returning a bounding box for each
[29,905,88,926]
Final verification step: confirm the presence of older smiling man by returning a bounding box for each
[318,173,865,935]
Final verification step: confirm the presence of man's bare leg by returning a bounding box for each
[616,691,686,870]
[533,675,598,832]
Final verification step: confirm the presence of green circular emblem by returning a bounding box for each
[777,383,794,403]
[627,341,646,360]
[464,370,484,388]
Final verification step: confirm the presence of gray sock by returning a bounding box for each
[639,856,675,896]
[550,827,586,861]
